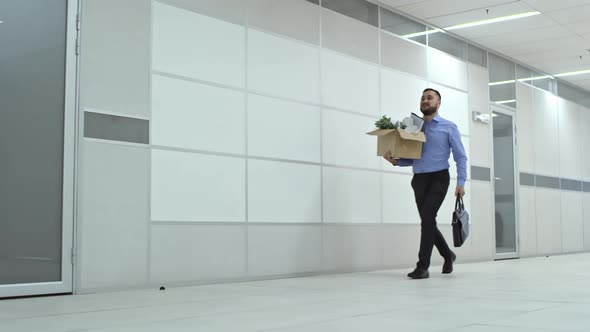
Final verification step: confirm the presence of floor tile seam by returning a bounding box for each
[255,306,433,332]
[41,296,373,332]
[0,294,257,323]
[474,304,572,328]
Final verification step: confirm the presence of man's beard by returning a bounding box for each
[420,106,437,116]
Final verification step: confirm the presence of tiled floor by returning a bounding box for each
[2,254,590,331]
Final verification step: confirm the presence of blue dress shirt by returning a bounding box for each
[397,115,467,186]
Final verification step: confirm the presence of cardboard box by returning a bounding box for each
[366,129,426,159]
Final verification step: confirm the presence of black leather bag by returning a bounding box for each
[452,196,470,247]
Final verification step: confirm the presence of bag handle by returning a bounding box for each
[455,195,464,211]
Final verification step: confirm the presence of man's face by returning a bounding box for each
[420,91,440,116]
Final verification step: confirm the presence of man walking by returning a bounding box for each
[384,88,467,279]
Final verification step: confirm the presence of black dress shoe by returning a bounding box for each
[442,252,456,274]
[407,268,429,279]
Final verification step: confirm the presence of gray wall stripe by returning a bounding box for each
[471,166,491,181]
[561,178,582,191]
[520,172,535,186]
[84,111,149,144]
[535,175,560,189]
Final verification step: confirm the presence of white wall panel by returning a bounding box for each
[323,167,380,223]
[248,29,319,103]
[380,68,426,121]
[468,63,489,110]
[321,50,379,116]
[248,160,321,223]
[584,193,590,250]
[247,0,319,45]
[80,0,150,118]
[321,8,379,63]
[428,49,468,91]
[469,118,491,168]
[382,173,419,224]
[581,107,590,181]
[532,89,559,176]
[152,2,245,88]
[516,83,534,173]
[469,181,494,260]
[535,188,562,254]
[151,149,245,222]
[248,225,322,276]
[150,225,246,283]
[519,186,537,256]
[248,94,320,162]
[151,74,245,154]
[380,31,428,78]
[323,225,381,270]
[557,98,582,180]
[322,109,380,170]
[79,142,149,290]
[431,84,470,135]
[468,64,491,167]
[561,191,584,252]
[157,0,245,25]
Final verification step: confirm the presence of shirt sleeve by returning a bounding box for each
[449,124,467,186]
[395,158,414,167]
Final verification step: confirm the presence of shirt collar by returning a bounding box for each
[432,114,441,122]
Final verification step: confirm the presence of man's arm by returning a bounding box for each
[449,124,467,195]
[383,150,414,166]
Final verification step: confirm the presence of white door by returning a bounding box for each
[0,0,78,298]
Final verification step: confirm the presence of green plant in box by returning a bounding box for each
[375,115,406,130]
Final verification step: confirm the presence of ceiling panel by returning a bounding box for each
[395,0,514,19]
[494,36,587,56]
[543,4,590,25]
[522,0,590,12]
[564,22,590,35]
[427,1,535,28]
[472,25,570,47]
[524,58,590,74]
[381,0,590,94]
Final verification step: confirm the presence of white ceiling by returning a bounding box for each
[379,0,590,91]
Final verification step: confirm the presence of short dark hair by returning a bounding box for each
[423,88,441,101]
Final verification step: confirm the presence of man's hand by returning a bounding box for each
[455,185,465,198]
[383,150,397,165]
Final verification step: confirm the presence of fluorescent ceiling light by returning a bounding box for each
[489,79,515,86]
[554,69,590,77]
[489,75,553,86]
[494,99,516,104]
[401,28,443,39]
[445,11,541,30]
[402,11,541,39]
[518,75,553,82]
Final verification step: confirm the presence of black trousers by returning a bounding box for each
[411,169,453,270]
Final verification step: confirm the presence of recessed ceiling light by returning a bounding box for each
[554,69,590,77]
